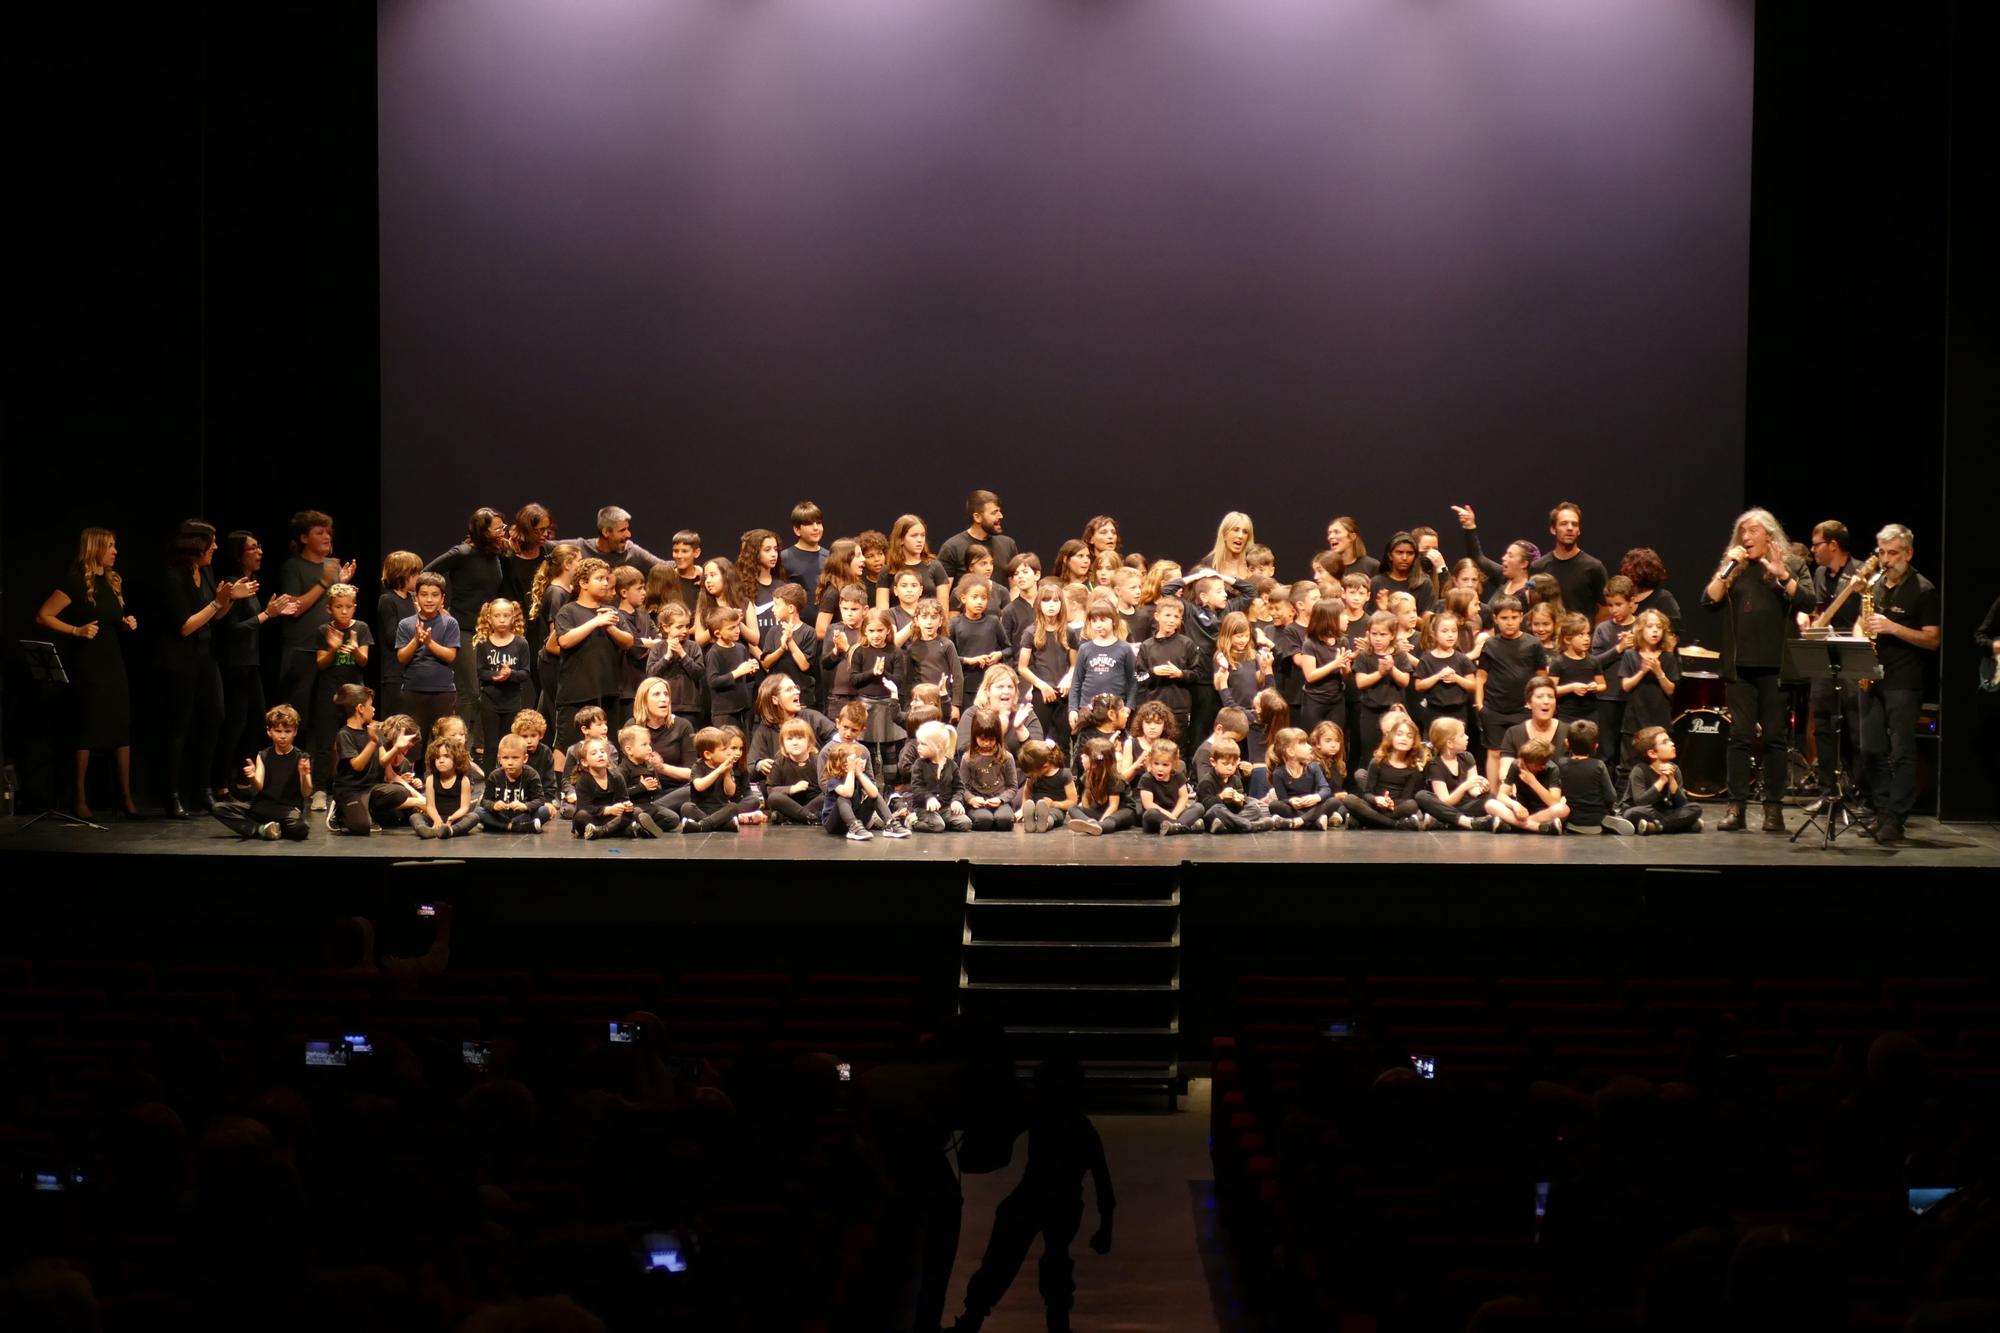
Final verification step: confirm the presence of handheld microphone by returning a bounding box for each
[1717,557,1740,581]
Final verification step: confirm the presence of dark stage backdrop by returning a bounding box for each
[378,0,1752,626]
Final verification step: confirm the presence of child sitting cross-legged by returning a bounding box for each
[1487,737,1568,835]
[820,740,909,841]
[476,732,553,834]
[1611,725,1704,835]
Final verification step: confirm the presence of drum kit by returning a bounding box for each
[1668,644,1816,802]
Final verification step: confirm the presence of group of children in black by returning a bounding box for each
[215,497,1704,844]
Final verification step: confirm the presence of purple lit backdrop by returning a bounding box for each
[379,0,1752,613]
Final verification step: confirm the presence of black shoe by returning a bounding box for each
[1719,802,1746,832]
[1761,804,1787,834]
[1874,817,1905,843]
[164,795,190,820]
[198,790,221,814]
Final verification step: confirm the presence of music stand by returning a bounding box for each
[1784,635,1879,849]
[4,641,107,834]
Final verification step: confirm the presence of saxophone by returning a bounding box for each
[1857,576,1879,693]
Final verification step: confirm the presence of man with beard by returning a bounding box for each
[939,489,1018,584]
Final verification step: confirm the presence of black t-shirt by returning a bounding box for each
[1296,638,1349,706]
[1500,718,1570,761]
[483,766,545,810]
[1532,549,1607,618]
[1369,569,1432,607]
[1265,623,1305,706]
[1423,755,1478,806]
[781,544,827,590]
[1479,634,1548,716]
[1702,556,1812,675]
[704,642,758,715]
[376,590,415,683]
[427,542,505,626]
[1021,625,1077,697]
[478,635,531,709]
[1077,772,1127,813]
[279,556,331,651]
[1362,761,1423,803]
[1196,771,1247,805]
[1134,771,1192,813]
[258,745,306,809]
[644,715,695,773]
[1810,558,1865,632]
[949,614,1009,681]
[1029,771,1074,802]
[1353,650,1416,710]
[1871,570,1940,691]
[1000,597,1037,654]
[1416,651,1474,709]
[319,620,374,695]
[938,530,1019,583]
[1557,756,1615,824]
[574,767,630,822]
[553,600,623,703]
[1617,649,1681,733]
[502,551,543,607]
[333,725,378,793]
[1551,652,1604,722]
[157,567,218,668]
[1136,634,1198,714]
[1512,763,1563,815]
[687,759,735,812]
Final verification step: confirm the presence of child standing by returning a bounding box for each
[375,552,420,718]
[1067,601,1139,732]
[550,559,633,750]
[1134,595,1199,745]
[477,732,552,833]
[1590,575,1639,734]
[849,608,908,780]
[395,572,461,744]
[1211,612,1271,718]
[1616,608,1681,778]
[1019,580,1077,745]
[1551,613,1605,724]
[1412,611,1477,738]
[757,583,820,710]
[1293,600,1355,732]
[213,703,312,841]
[1613,726,1704,834]
[313,583,373,771]
[1475,596,1550,788]
[646,602,706,728]
[1350,611,1418,760]
[904,599,964,722]
[949,577,1009,710]
[704,607,761,734]
[474,598,531,756]
[413,737,479,840]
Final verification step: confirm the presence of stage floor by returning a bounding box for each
[4,809,1995,871]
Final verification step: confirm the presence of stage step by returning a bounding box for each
[959,866,1183,1106]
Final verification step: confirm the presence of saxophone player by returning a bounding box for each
[1860,525,1940,843]
[1801,521,1868,813]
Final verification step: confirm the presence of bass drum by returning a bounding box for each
[1672,707,1730,799]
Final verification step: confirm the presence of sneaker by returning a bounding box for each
[439,824,453,839]
[325,804,341,833]
[1490,817,1508,833]
[1643,820,1663,834]
[257,821,282,841]
[1600,815,1636,836]
[1068,815,1102,836]
[1414,813,1435,831]
[532,816,543,833]
[882,820,911,839]
[1543,818,1563,835]
[310,791,328,813]
[1394,815,1420,831]
[1313,813,1330,831]
[1208,816,1226,834]
[1328,808,1347,829]
[583,824,599,841]
[1162,821,1180,835]
[846,824,874,841]
[739,810,767,826]
[1691,818,1704,833]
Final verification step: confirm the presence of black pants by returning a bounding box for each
[476,803,551,832]
[962,1193,1084,1319]
[1205,801,1257,832]
[1340,792,1417,828]
[214,798,308,840]
[1861,686,1923,819]
[333,783,419,833]
[403,690,459,748]
[1725,667,1791,804]
[681,799,755,831]
[160,660,223,803]
[217,664,266,788]
[1619,800,1704,833]
[768,789,825,824]
[826,791,893,832]
[1809,675,1866,798]
[1141,804,1202,832]
[1416,791,1478,827]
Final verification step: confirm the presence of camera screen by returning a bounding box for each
[304,1040,350,1068]
[1410,1055,1436,1080]
[1908,1187,1956,1215]
[462,1041,491,1070]
[608,1022,635,1044]
[642,1231,690,1273]
[343,1033,372,1056]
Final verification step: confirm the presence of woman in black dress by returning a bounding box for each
[156,520,256,818]
[215,531,298,799]
[34,527,140,818]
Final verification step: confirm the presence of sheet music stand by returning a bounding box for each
[5,641,107,834]
[1784,635,1879,849]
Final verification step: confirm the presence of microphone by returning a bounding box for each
[1716,557,1740,581]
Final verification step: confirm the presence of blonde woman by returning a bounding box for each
[1700,507,1813,832]
[35,528,141,818]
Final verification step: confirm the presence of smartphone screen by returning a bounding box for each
[641,1229,690,1273]
[1410,1054,1435,1080]
[1323,1020,1352,1041]
[462,1041,491,1070]
[608,1021,635,1044]
[304,1040,349,1068]
[836,1062,852,1082]
[1908,1187,1956,1215]
[343,1033,372,1056]
[417,903,436,918]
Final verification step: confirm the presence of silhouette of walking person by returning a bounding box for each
[951,1058,1115,1333]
